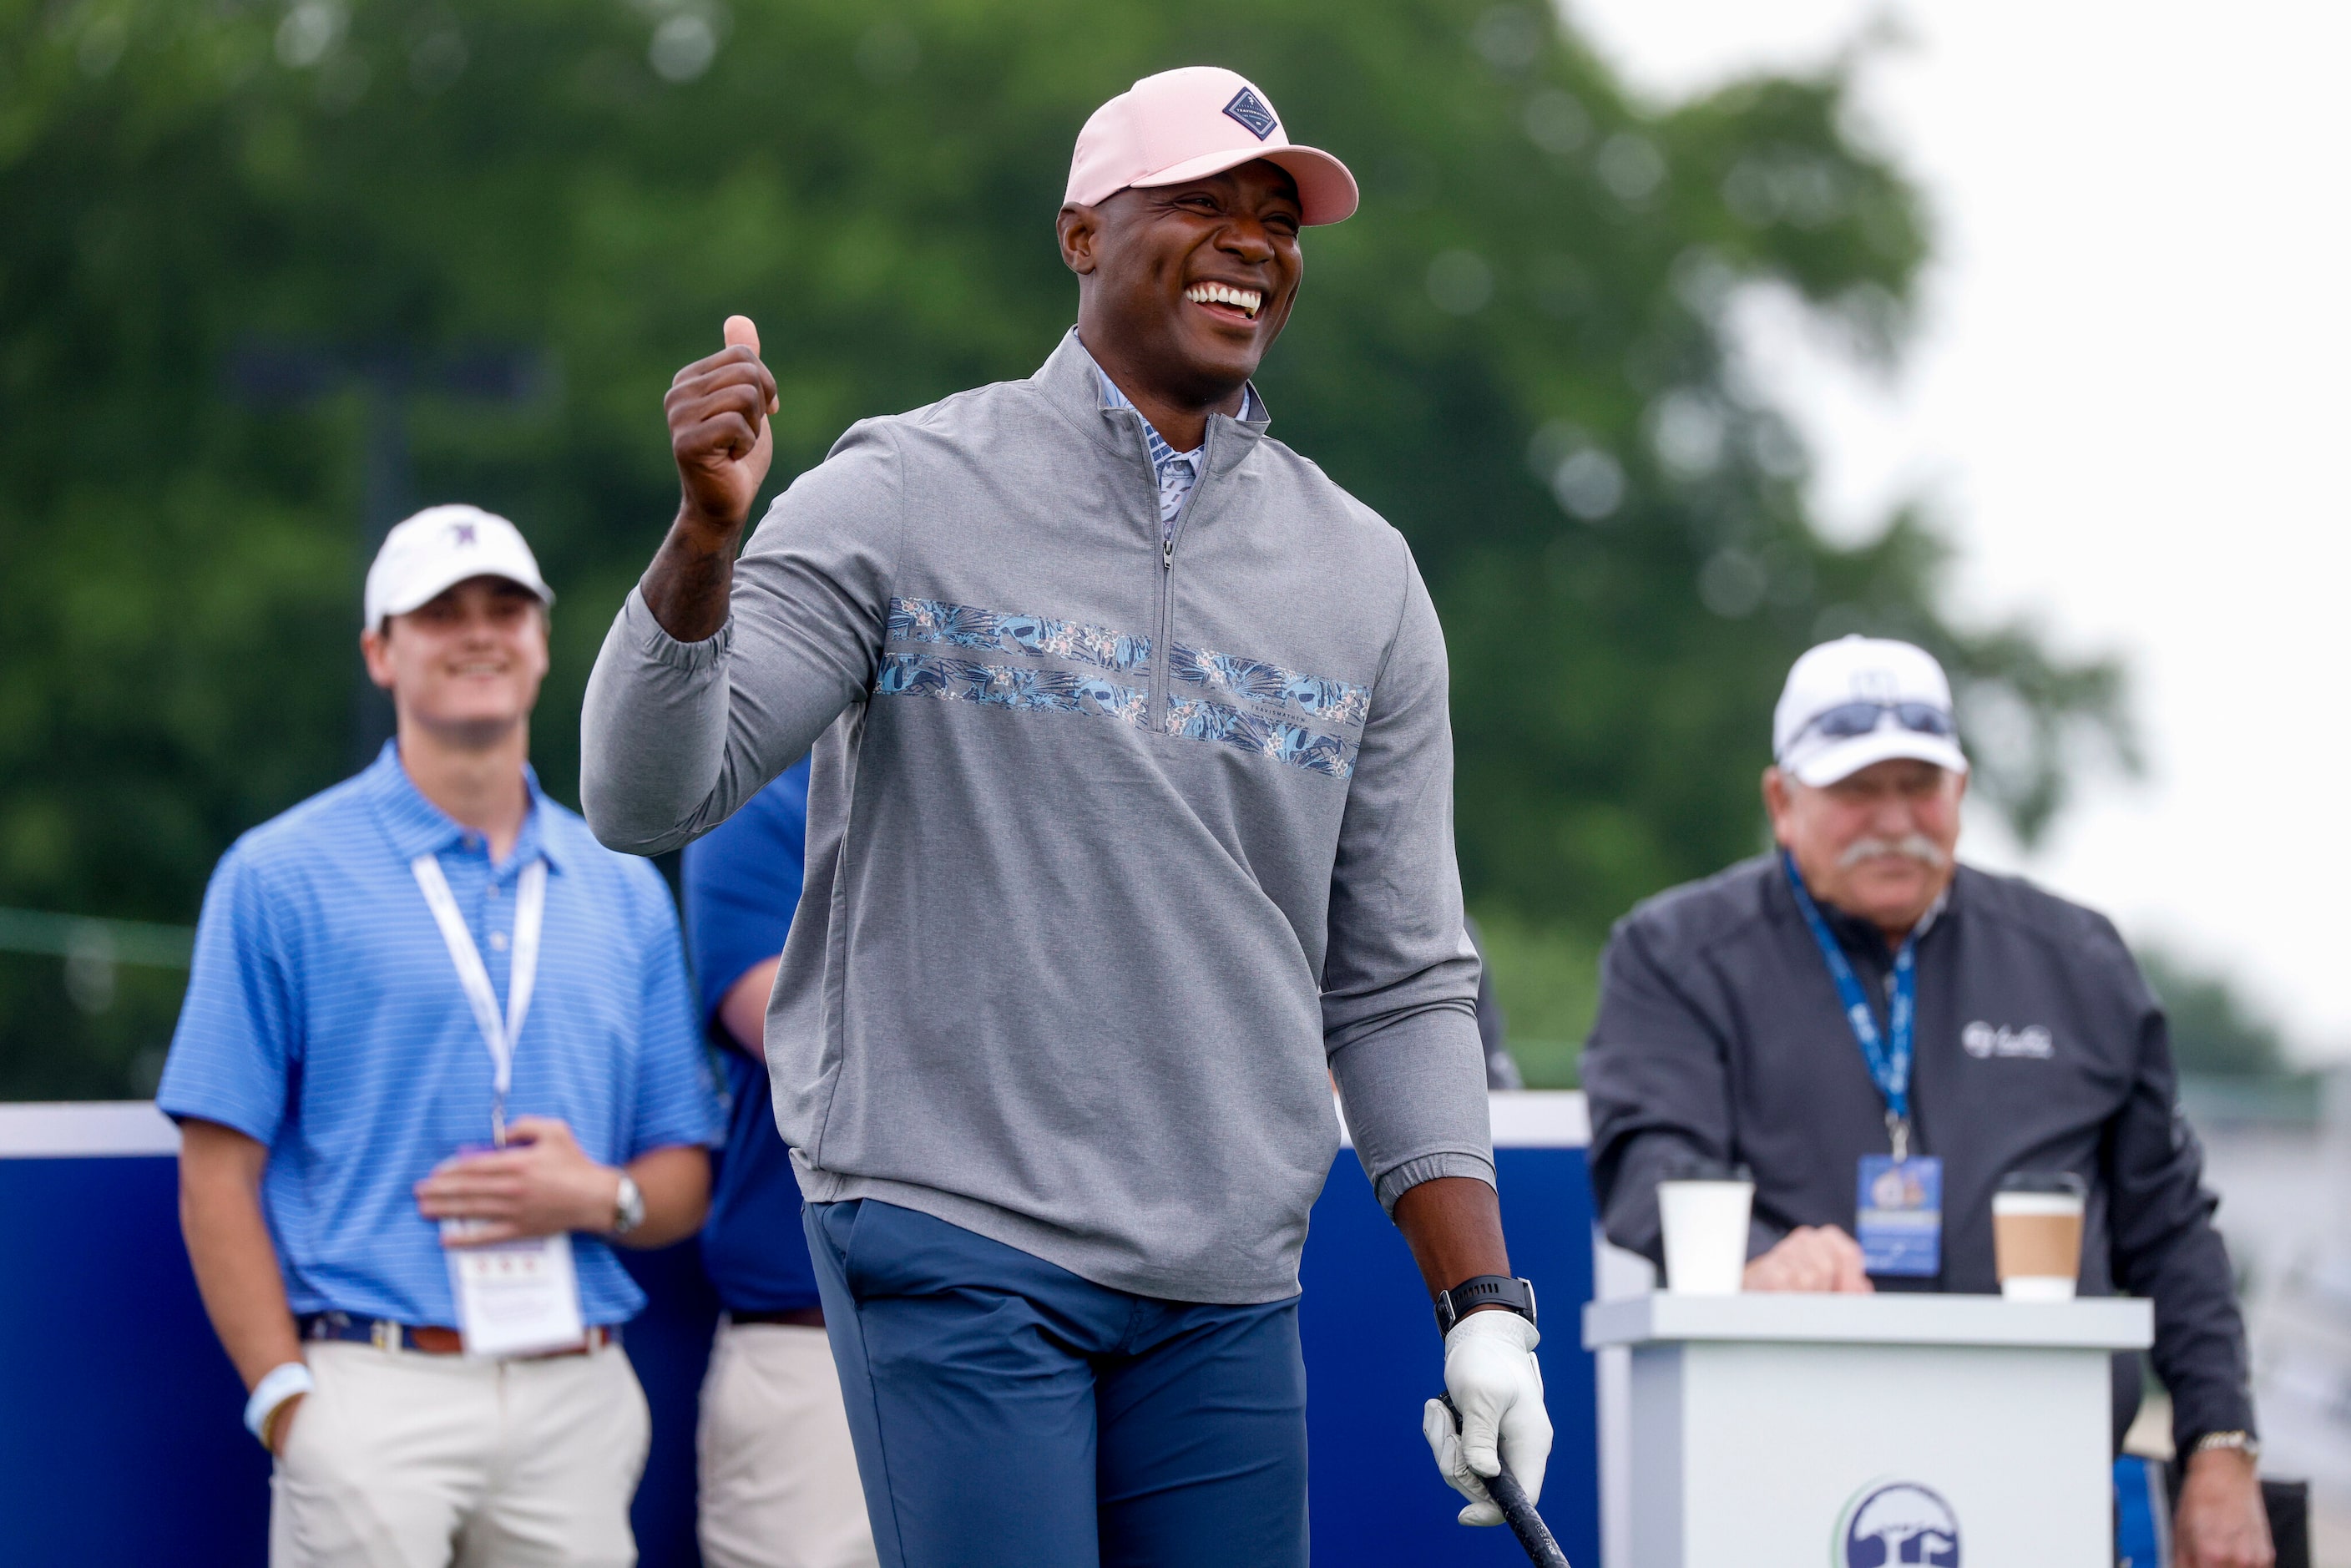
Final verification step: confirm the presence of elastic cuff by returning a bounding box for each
[623,585,732,672]
[1374,1151,1497,1216]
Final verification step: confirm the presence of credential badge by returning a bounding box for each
[1222,87,1278,142]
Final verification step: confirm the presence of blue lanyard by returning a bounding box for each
[1781,851,1918,1160]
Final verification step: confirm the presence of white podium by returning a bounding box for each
[1584,1292,2153,1566]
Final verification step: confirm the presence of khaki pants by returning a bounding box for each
[270,1338,650,1568]
[697,1321,877,1568]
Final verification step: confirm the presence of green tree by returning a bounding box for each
[0,0,2126,1095]
[2139,948,2288,1079]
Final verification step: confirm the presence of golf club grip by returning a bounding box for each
[1484,1462,1570,1568]
[1438,1393,1571,1567]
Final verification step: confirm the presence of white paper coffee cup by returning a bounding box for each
[1659,1176,1754,1296]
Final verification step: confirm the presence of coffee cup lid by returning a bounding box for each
[1997,1169,2086,1196]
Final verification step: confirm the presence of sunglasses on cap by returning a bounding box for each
[1791,701,1956,748]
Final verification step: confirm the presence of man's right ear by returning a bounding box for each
[1056,203,1100,277]
[1760,766,1792,838]
[359,625,398,693]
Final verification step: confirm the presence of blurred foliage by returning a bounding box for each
[0,950,181,1100]
[2140,948,2288,1079]
[1469,908,1598,1088]
[0,0,2130,1095]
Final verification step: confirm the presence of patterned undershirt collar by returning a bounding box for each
[1095,367,1264,531]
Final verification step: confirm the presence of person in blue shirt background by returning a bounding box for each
[683,754,877,1568]
[162,505,720,1568]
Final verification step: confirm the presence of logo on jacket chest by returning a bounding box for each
[1960,1020,2054,1060]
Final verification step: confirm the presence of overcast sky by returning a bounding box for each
[1563,0,2351,1058]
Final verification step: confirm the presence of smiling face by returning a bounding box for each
[1058,159,1305,410]
[361,575,549,747]
[1763,757,1967,943]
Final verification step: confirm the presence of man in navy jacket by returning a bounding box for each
[1584,635,2271,1568]
[684,756,875,1568]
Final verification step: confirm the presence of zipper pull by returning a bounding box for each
[1163,530,1173,569]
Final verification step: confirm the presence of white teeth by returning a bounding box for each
[1186,283,1262,318]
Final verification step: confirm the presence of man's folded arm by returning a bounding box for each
[1582,922,1767,1266]
[582,424,903,855]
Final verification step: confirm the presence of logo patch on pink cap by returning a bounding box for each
[1222,87,1277,142]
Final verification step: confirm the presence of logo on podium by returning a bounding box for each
[1837,1479,1959,1566]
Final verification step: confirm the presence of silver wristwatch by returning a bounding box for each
[2192,1429,2259,1463]
[610,1171,646,1237]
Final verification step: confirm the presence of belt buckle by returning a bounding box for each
[371,1318,399,1353]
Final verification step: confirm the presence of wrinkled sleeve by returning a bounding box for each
[2101,952,2257,1450]
[155,848,300,1146]
[581,423,902,855]
[1583,918,1781,1266]
[1322,554,1490,1216]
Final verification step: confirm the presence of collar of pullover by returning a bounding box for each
[1034,328,1272,483]
[1092,369,1266,529]
[1092,360,1266,465]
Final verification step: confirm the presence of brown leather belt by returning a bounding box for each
[727,1307,827,1329]
[300,1313,617,1358]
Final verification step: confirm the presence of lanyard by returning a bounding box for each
[1781,851,1919,1161]
[412,852,547,1146]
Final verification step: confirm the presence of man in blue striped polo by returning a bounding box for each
[160,504,721,1567]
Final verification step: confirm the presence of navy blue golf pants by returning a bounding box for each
[803,1198,1309,1568]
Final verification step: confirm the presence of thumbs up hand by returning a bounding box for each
[665,315,779,534]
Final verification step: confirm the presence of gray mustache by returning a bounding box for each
[1839,834,1949,870]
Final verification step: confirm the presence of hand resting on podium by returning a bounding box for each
[1741,1224,1875,1293]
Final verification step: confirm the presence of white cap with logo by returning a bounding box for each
[1772,635,1968,787]
[363,504,554,630]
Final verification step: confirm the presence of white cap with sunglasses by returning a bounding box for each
[1773,635,1968,787]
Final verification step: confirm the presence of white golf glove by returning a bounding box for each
[1422,1308,1551,1526]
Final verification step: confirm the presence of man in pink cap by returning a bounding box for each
[584,67,1550,1565]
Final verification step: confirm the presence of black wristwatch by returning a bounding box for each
[1433,1275,1538,1336]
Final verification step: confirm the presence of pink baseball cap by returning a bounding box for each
[1065,67,1359,226]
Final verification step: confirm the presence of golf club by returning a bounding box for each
[1440,1393,1572,1567]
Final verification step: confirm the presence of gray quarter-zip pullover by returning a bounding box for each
[581,329,1491,1303]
